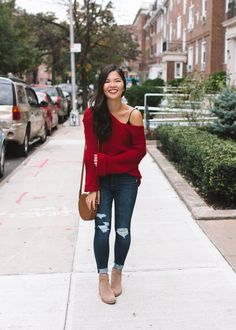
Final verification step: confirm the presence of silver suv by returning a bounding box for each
[0,76,47,156]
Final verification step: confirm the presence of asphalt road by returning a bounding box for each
[0,122,64,183]
[0,141,41,182]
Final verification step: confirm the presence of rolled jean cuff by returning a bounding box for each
[98,267,108,274]
[113,263,123,271]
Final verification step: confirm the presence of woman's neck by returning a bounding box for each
[107,99,123,114]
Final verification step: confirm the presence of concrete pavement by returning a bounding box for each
[0,121,236,329]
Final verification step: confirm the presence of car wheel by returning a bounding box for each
[40,122,47,144]
[59,114,64,124]
[0,143,6,178]
[47,123,52,136]
[19,130,29,157]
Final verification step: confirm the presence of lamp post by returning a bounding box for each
[69,0,80,124]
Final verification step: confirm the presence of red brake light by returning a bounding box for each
[12,106,21,120]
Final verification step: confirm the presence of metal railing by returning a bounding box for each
[136,92,216,137]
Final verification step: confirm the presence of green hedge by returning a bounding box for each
[125,85,163,107]
[157,126,236,206]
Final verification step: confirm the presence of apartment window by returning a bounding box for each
[202,0,207,14]
[225,0,229,12]
[175,62,183,78]
[201,41,206,71]
[157,15,163,33]
[177,16,182,39]
[157,39,162,56]
[182,29,186,51]
[169,23,173,42]
[195,41,199,65]
[183,0,187,15]
[188,47,194,71]
[224,34,228,64]
[201,0,207,21]
[163,16,167,39]
[188,5,194,31]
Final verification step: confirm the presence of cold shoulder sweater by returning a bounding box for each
[83,107,146,192]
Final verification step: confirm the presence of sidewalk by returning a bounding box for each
[0,121,236,329]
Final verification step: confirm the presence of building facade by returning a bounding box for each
[130,0,226,83]
[223,0,236,86]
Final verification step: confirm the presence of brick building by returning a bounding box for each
[132,4,150,82]
[223,0,236,86]
[129,0,226,83]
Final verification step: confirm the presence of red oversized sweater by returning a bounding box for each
[83,108,146,192]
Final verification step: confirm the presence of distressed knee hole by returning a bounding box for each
[98,222,110,233]
[96,213,106,220]
[117,228,129,239]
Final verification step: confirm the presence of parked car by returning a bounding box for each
[34,91,59,135]
[32,85,67,123]
[0,127,6,178]
[0,76,47,157]
[62,90,72,115]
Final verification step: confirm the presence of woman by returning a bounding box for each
[83,64,146,304]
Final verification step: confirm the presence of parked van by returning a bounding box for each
[0,76,47,156]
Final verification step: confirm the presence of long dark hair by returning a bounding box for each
[91,64,126,142]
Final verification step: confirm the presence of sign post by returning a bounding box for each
[69,0,81,125]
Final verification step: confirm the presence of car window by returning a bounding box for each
[26,88,38,106]
[56,87,63,98]
[0,82,13,105]
[48,95,54,105]
[16,85,27,104]
[38,87,58,97]
[35,92,45,103]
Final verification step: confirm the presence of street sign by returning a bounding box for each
[70,43,81,53]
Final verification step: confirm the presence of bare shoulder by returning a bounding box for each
[129,108,143,126]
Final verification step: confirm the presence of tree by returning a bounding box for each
[72,0,139,108]
[210,88,236,138]
[31,13,69,83]
[0,1,41,75]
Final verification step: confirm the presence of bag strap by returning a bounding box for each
[79,145,86,196]
[79,141,99,196]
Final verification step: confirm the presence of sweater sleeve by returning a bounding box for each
[96,125,146,176]
[83,108,99,192]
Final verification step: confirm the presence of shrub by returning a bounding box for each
[158,126,236,207]
[167,78,185,87]
[125,85,163,107]
[209,88,236,138]
[125,77,164,107]
[203,71,227,94]
[143,77,165,87]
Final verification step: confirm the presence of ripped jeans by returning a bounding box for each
[94,174,138,274]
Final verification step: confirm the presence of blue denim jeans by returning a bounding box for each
[94,174,138,274]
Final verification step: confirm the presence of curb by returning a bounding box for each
[147,141,236,220]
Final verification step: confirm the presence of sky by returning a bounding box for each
[16,0,154,25]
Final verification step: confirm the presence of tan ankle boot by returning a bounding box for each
[99,274,116,304]
[111,268,122,297]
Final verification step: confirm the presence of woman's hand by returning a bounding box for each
[86,191,100,211]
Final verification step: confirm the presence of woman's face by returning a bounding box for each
[103,71,124,100]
